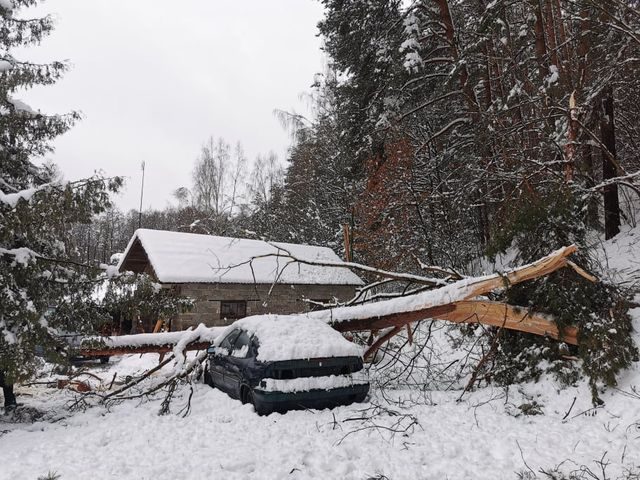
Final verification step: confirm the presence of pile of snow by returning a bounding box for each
[0,246,37,266]
[257,371,369,393]
[118,229,363,285]
[221,315,363,362]
[594,224,640,289]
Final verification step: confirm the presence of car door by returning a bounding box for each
[209,329,240,392]
[223,330,252,397]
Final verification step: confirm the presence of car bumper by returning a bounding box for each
[253,383,369,412]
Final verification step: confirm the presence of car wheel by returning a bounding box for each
[242,386,270,416]
[203,365,213,386]
[354,391,368,404]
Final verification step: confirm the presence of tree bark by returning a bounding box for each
[600,86,621,239]
[435,0,477,111]
[533,0,548,68]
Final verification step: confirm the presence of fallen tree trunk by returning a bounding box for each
[79,246,582,359]
[79,342,210,358]
[79,326,225,358]
[318,245,578,329]
[325,245,581,358]
[335,299,578,342]
[361,300,577,361]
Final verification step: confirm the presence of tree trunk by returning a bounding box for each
[543,0,561,77]
[582,141,599,227]
[600,86,621,239]
[564,92,578,182]
[533,0,548,68]
[436,0,477,111]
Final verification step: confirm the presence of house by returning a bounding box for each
[117,229,364,330]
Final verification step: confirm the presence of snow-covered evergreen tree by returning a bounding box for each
[0,0,122,382]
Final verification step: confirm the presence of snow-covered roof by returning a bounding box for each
[218,315,364,361]
[118,229,363,286]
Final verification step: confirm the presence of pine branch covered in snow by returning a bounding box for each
[0,1,123,383]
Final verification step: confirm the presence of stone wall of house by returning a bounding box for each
[167,283,357,330]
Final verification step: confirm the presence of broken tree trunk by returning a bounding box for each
[328,245,582,358]
[360,301,577,360]
[79,246,583,360]
[329,245,578,330]
[432,300,577,344]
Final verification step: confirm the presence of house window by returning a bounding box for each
[220,301,247,320]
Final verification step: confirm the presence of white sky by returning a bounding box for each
[17,1,325,211]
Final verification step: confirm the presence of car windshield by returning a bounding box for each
[218,329,241,351]
[230,330,252,358]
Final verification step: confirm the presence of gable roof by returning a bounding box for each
[117,229,364,286]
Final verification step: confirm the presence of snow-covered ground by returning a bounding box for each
[2,229,640,480]
[2,346,640,480]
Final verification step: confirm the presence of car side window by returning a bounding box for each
[219,329,240,353]
[230,330,252,358]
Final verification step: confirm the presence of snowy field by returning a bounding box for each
[2,228,640,480]
[2,307,640,480]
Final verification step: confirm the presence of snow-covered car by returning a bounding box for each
[203,315,369,415]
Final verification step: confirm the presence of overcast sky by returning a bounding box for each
[18,1,325,211]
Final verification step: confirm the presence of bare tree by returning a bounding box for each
[228,142,248,216]
[249,151,284,207]
[192,137,230,216]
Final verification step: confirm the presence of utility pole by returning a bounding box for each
[138,161,146,229]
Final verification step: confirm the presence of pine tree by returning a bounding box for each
[0,1,122,383]
[265,0,640,396]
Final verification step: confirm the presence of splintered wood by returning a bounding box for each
[80,245,584,359]
[332,245,582,357]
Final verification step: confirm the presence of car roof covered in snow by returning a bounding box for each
[118,229,364,286]
[218,314,363,362]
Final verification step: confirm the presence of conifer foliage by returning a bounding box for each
[0,1,122,381]
[254,0,640,393]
